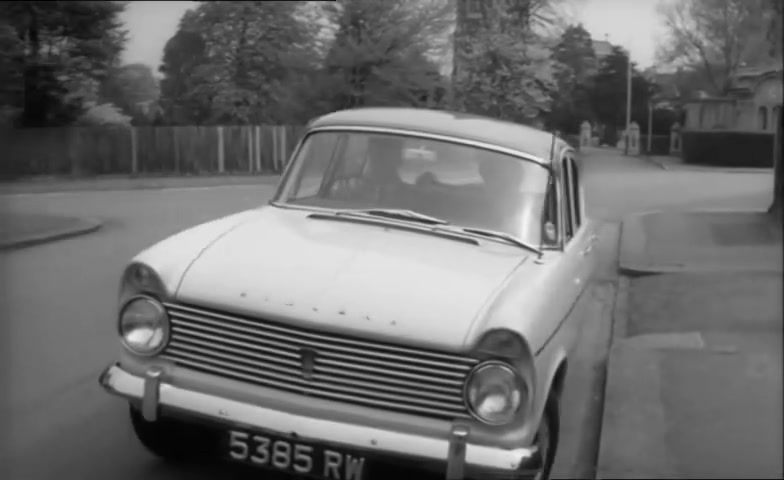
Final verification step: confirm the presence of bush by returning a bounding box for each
[681,131,775,168]
[563,134,580,151]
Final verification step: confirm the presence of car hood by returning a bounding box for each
[175,206,531,351]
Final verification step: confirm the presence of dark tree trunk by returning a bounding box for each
[20,4,46,127]
[768,107,783,224]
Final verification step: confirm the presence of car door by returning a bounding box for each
[559,152,595,303]
[562,152,596,297]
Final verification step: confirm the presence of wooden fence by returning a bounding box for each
[0,125,308,178]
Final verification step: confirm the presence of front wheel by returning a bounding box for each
[129,405,214,461]
[533,394,560,480]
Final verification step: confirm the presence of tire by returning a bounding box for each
[129,405,214,461]
[533,394,560,480]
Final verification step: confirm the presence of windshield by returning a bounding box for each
[276,130,550,247]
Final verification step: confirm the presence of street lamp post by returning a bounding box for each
[624,48,632,155]
[647,99,653,155]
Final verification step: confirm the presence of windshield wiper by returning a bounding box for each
[339,208,450,225]
[457,227,542,256]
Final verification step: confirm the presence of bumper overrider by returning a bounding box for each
[99,363,543,480]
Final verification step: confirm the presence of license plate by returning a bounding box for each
[227,429,366,480]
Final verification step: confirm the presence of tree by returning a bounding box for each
[101,63,159,124]
[318,0,454,113]
[0,1,128,127]
[548,23,598,133]
[590,46,655,144]
[656,0,773,95]
[453,0,559,123]
[76,102,132,127]
[766,0,783,221]
[159,27,208,124]
[159,1,321,125]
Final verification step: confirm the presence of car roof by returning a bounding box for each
[308,107,570,165]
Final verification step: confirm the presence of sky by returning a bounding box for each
[120,0,664,73]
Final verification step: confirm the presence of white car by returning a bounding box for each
[99,107,597,480]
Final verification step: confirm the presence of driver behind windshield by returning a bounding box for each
[356,135,406,202]
[478,152,524,196]
[477,151,526,230]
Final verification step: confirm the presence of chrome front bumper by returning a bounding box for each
[99,363,541,480]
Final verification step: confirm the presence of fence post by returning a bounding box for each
[131,127,138,174]
[281,126,287,169]
[255,125,261,172]
[217,126,225,173]
[272,127,279,172]
[173,127,180,173]
[247,125,253,173]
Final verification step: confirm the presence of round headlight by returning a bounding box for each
[465,362,525,425]
[119,296,170,355]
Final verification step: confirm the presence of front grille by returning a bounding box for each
[162,303,479,420]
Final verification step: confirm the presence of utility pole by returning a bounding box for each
[647,99,653,154]
[624,47,632,155]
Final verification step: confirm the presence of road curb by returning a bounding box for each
[643,156,669,170]
[643,158,772,174]
[0,218,102,250]
[617,214,651,277]
[0,176,281,197]
[595,336,682,479]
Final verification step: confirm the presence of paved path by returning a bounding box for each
[0,148,775,479]
[593,149,782,478]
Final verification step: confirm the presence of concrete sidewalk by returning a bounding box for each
[598,210,783,479]
[619,209,782,275]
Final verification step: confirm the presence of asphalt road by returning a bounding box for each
[0,150,773,479]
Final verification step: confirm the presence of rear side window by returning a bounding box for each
[568,157,581,230]
[561,157,574,241]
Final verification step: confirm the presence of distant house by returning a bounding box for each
[592,39,613,60]
[682,64,783,132]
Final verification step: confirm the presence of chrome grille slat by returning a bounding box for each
[172,320,467,388]
[314,364,464,393]
[165,303,476,365]
[172,324,300,359]
[165,343,464,404]
[164,348,468,411]
[169,356,471,419]
[171,331,301,366]
[171,316,469,378]
[163,303,477,420]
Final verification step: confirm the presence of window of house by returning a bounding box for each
[758,106,769,130]
[771,106,781,131]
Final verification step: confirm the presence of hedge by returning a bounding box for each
[639,134,670,156]
[681,131,776,168]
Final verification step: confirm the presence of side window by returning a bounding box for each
[542,174,559,246]
[566,156,581,231]
[561,158,574,241]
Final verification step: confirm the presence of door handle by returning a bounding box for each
[581,234,598,256]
